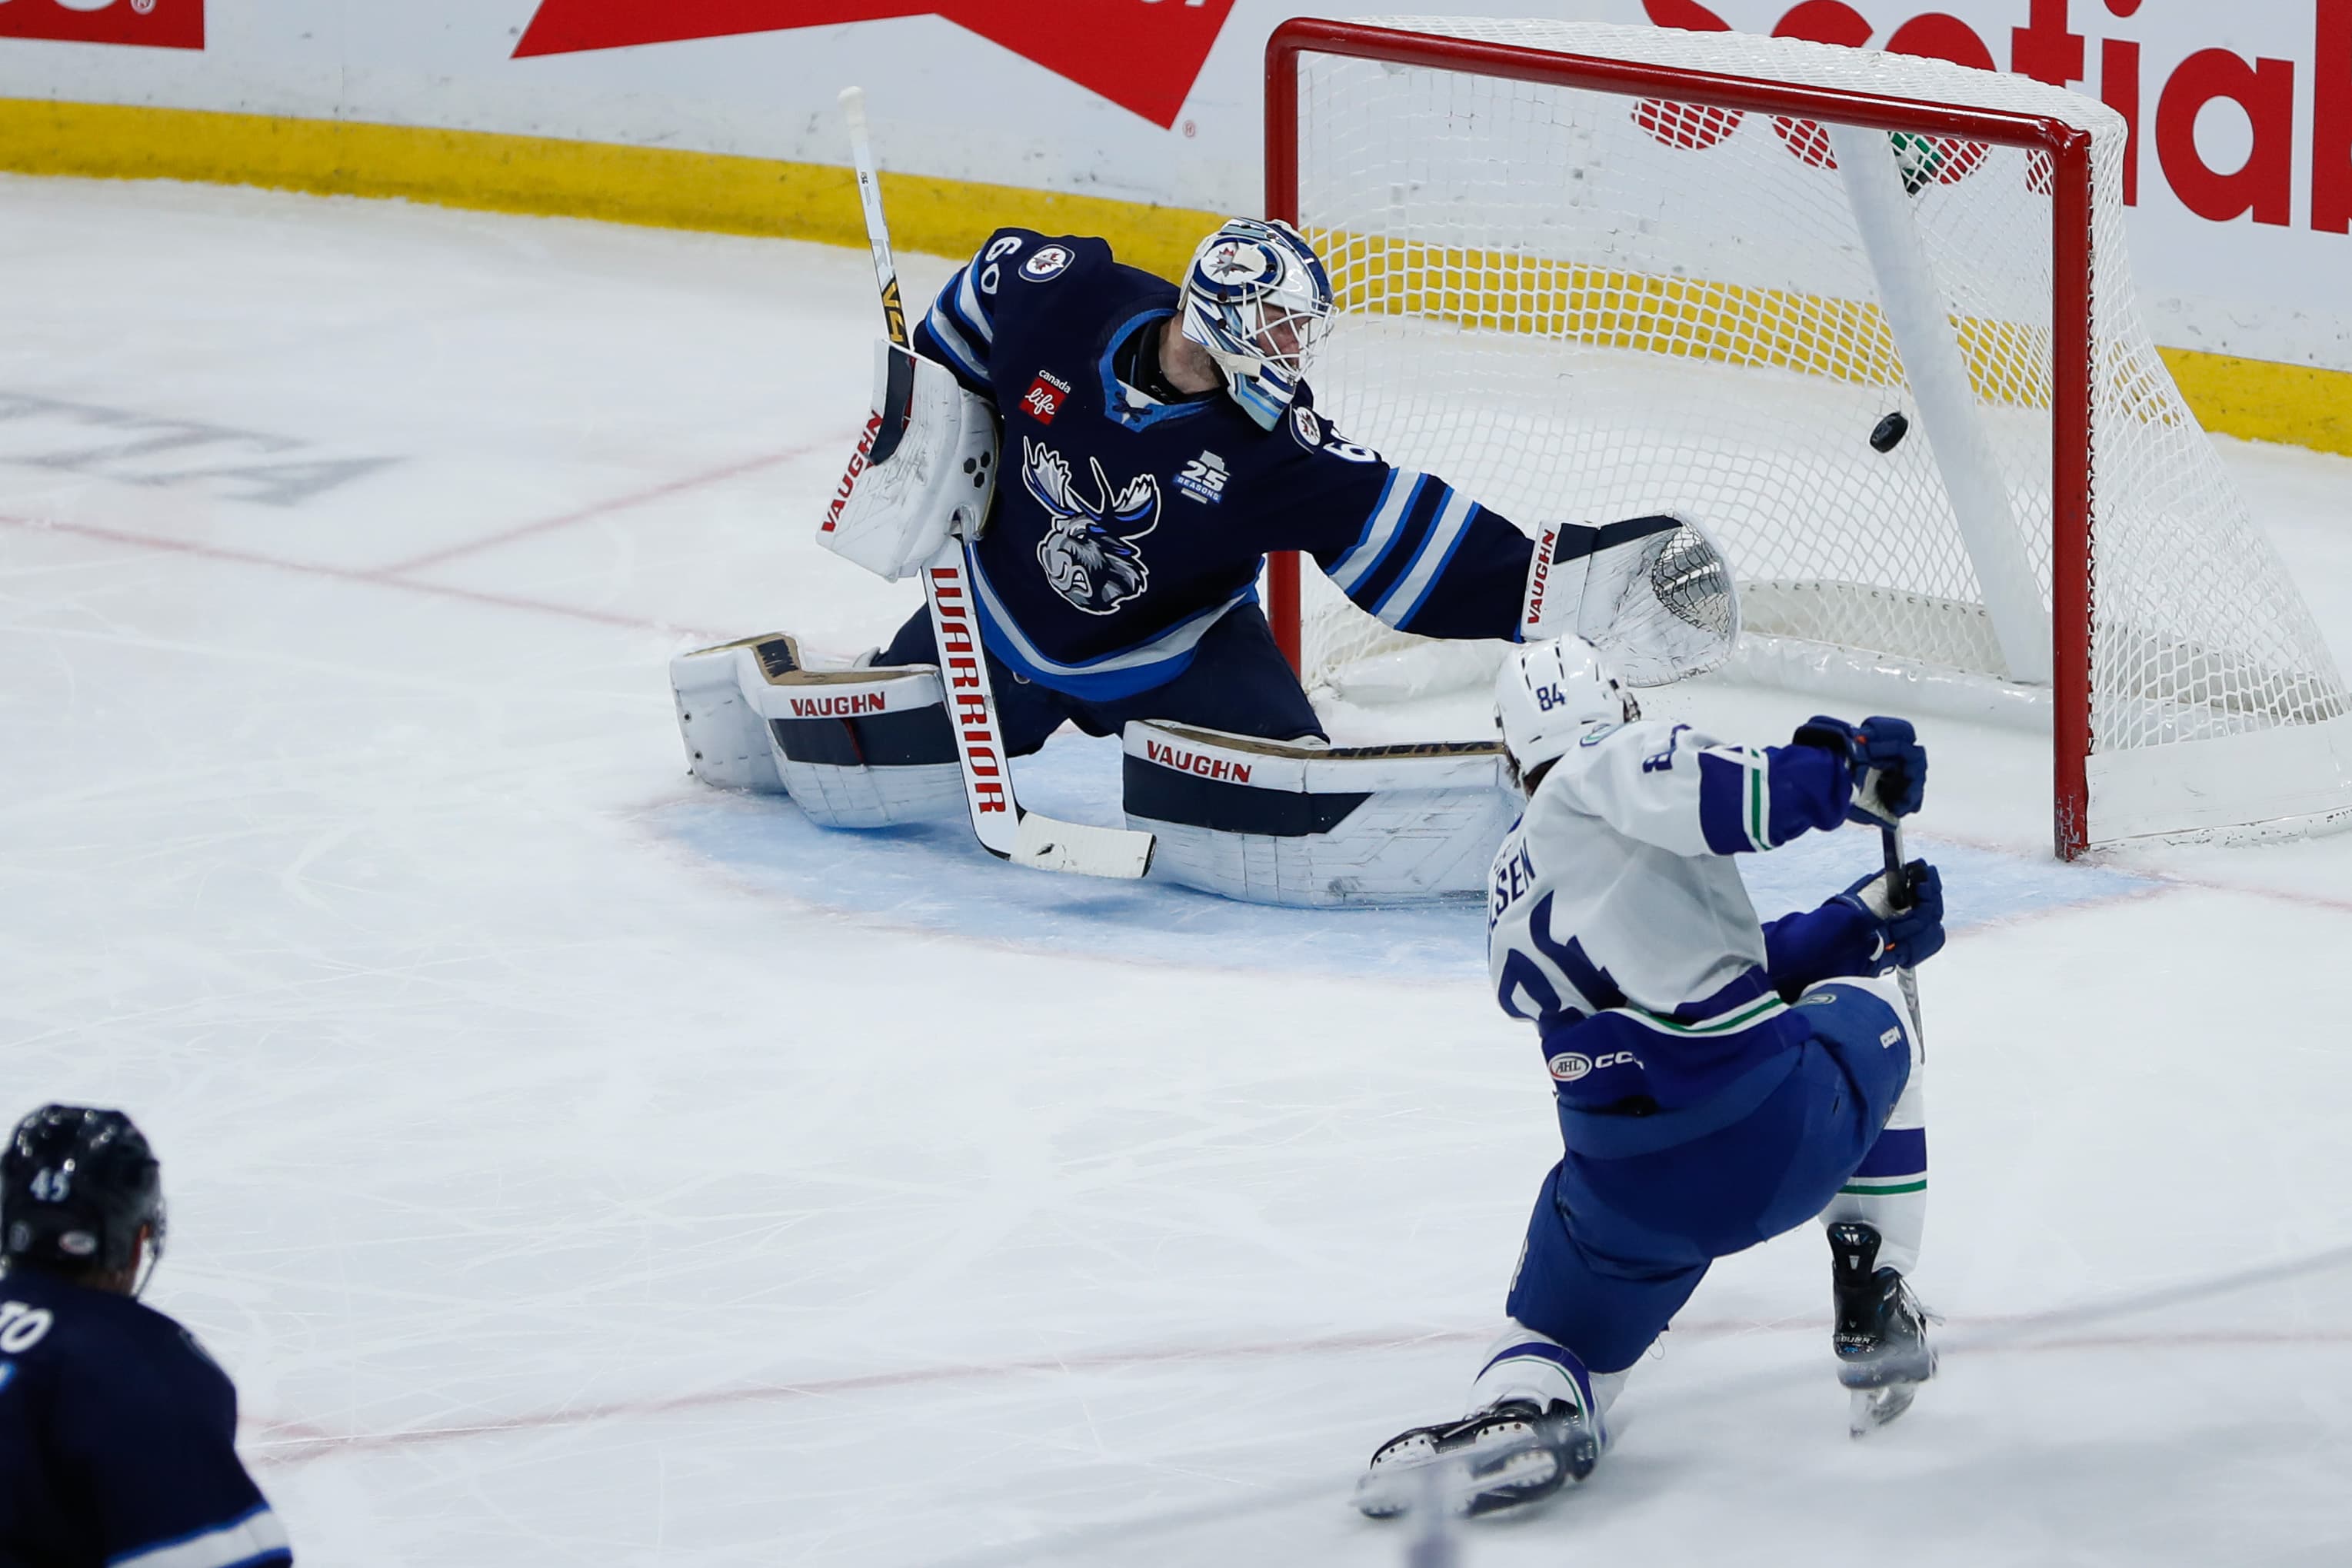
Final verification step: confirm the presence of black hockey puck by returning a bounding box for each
[1870,411,1911,454]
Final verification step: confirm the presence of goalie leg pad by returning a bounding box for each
[668,634,964,828]
[671,635,788,792]
[1121,721,1517,907]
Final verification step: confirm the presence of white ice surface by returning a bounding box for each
[3,175,2350,1566]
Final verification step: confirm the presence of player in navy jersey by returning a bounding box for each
[874,217,1539,750]
[1,1106,292,1568]
[671,215,1739,897]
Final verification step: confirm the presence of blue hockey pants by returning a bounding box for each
[1505,981,1917,1374]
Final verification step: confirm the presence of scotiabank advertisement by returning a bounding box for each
[0,0,202,49]
[2,0,2345,368]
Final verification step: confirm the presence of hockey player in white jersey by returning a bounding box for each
[1356,638,1944,1517]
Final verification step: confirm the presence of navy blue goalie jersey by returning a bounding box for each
[912,228,1534,701]
[0,1267,292,1568]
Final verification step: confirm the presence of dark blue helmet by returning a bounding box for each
[2,1105,166,1279]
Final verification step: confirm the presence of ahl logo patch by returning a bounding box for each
[1547,1053,1592,1083]
[1174,451,1229,504]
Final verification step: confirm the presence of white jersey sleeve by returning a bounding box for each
[1542,718,1848,859]
[1487,718,1852,1031]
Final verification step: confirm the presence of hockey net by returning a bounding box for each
[1268,15,2352,855]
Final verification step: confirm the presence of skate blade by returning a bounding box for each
[1354,1437,1567,1519]
[1848,1382,1921,1439]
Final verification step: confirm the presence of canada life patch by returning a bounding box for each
[1021,370,1071,425]
[1021,245,1075,281]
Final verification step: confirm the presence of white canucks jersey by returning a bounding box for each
[1486,717,1853,1112]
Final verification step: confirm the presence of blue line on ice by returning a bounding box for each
[655,730,2161,981]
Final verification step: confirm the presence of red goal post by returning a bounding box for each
[1261,17,2100,854]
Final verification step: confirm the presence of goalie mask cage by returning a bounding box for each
[1264,15,2352,858]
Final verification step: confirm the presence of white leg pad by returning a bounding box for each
[1121,722,1517,907]
[669,634,965,829]
[670,635,788,792]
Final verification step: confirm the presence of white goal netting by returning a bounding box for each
[1287,16,2352,848]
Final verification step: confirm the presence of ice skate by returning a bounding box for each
[1829,1221,1937,1437]
[1354,1398,1599,1519]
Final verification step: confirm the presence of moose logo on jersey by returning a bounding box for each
[1022,440,1159,615]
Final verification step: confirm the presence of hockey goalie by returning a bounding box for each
[671,215,1740,904]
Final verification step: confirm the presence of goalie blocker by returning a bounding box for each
[820,339,1000,582]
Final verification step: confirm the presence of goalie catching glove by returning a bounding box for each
[819,339,1001,580]
[1518,514,1741,687]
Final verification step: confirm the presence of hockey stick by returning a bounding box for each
[1878,817,1925,1047]
[837,87,1154,880]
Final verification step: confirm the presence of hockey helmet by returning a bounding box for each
[1178,218,1334,430]
[1495,636,1640,782]
[2,1104,166,1283]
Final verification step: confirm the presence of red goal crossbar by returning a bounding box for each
[1263,17,2100,858]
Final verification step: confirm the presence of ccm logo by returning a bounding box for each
[788,693,885,718]
[1144,740,1252,784]
[1547,1049,1640,1082]
[822,411,884,532]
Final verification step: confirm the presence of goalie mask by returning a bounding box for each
[1179,218,1334,431]
[1495,636,1640,782]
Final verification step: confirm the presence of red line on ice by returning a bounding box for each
[0,512,711,640]
[381,444,830,576]
[240,1317,2352,1466]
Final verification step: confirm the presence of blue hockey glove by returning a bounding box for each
[1834,860,1946,972]
[1792,714,1927,824]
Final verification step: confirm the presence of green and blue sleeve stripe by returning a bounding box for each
[1697,743,1849,854]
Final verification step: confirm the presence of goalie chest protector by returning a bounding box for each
[911,227,1534,702]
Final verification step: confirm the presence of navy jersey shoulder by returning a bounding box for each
[0,1267,290,1568]
[910,227,1533,701]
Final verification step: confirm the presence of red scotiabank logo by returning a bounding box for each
[513,0,1234,128]
[0,0,202,48]
[1641,0,2352,235]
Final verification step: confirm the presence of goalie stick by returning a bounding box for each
[836,87,1154,881]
